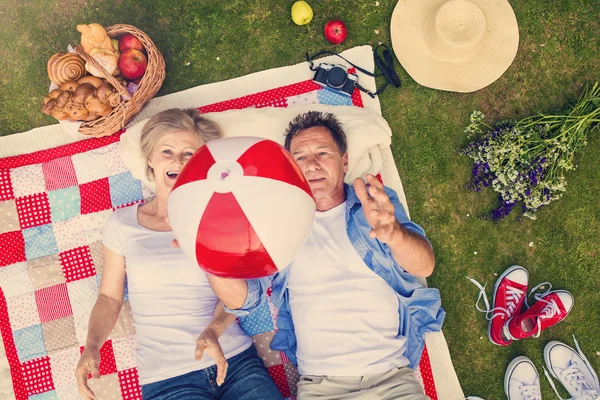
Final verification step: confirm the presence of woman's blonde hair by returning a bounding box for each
[140,108,223,181]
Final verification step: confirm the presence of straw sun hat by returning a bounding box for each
[391,0,519,93]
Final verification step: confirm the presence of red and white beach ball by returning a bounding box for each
[168,137,315,279]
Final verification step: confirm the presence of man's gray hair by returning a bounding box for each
[284,111,347,154]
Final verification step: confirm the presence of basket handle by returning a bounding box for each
[74,45,129,99]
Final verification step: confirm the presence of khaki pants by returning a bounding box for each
[297,366,430,400]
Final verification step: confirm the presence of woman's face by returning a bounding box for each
[148,130,203,192]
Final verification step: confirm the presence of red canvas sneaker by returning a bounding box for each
[468,265,528,346]
[504,289,574,341]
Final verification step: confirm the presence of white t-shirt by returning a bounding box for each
[102,204,251,385]
[287,202,408,376]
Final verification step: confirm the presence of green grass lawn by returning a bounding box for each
[1,0,599,398]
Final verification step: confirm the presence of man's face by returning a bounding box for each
[289,126,348,205]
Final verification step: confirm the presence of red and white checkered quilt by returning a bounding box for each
[0,77,441,399]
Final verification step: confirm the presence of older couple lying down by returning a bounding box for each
[75,108,443,400]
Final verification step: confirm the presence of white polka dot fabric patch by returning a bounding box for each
[52,218,87,252]
[72,143,127,185]
[67,278,98,345]
[6,292,41,330]
[78,209,112,244]
[10,164,46,198]
[0,262,33,297]
[286,91,320,106]
[49,347,80,389]
[112,336,137,371]
[55,385,80,399]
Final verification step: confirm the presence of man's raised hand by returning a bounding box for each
[353,174,400,244]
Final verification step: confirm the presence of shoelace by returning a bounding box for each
[519,382,542,400]
[532,297,562,338]
[525,282,553,308]
[466,276,524,320]
[520,281,559,338]
[562,365,600,399]
[543,335,600,400]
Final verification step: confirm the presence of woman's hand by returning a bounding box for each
[75,347,101,400]
[195,327,228,386]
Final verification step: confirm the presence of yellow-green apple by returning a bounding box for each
[291,1,313,25]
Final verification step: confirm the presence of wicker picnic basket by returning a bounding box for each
[73,24,165,137]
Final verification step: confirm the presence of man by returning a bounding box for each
[207,111,445,399]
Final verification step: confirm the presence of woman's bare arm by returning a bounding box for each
[75,246,126,399]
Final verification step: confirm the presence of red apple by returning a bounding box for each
[324,20,348,45]
[118,49,147,80]
[119,34,144,53]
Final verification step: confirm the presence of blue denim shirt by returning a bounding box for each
[228,184,445,370]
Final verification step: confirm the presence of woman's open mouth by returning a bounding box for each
[166,171,179,180]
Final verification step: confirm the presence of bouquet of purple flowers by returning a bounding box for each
[461,83,600,220]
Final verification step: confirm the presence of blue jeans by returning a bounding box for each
[141,346,284,400]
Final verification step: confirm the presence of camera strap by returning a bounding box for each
[305,44,401,98]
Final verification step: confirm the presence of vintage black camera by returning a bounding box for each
[312,63,358,96]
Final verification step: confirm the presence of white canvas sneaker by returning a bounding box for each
[505,356,542,400]
[544,336,599,400]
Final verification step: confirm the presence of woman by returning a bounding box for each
[75,108,283,400]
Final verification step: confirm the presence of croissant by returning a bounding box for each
[77,23,113,54]
[47,52,86,85]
